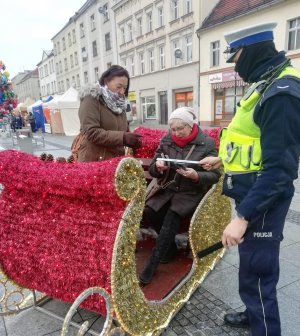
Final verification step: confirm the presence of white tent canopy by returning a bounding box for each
[58,87,80,136]
[43,95,62,109]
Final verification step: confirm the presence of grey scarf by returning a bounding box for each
[99,85,127,115]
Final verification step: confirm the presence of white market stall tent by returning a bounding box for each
[58,87,80,136]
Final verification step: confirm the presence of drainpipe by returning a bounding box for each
[196,30,201,123]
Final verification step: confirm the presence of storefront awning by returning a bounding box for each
[212,80,247,89]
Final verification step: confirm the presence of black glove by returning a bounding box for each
[123,132,142,149]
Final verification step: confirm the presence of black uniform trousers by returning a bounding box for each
[238,197,292,336]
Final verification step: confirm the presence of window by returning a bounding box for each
[224,87,243,119]
[57,41,61,54]
[84,71,89,84]
[80,23,85,38]
[139,53,145,75]
[121,58,127,68]
[185,0,192,14]
[62,37,66,50]
[186,35,192,62]
[107,62,112,69]
[105,33,111,50]
[59,61,62,73]
[61,81,65,92]
[66,78,70,89]
[142,96,156,119]
[158,7,164,27]
[68,33,72,46]
[120,27,125,44]
[39,67,43,78]
[55,63,59,74]
[171,0,179,20]
[159,46,165,70]
[130,56,135,76]
[74,52,78,65]
[128,22,133,41]
[137,17,142,36]
[90,14,96,30]
[147,12,153,32]
[288,18,300,50]
[92,40,98,57]
[76,74,80,88]
[64,58,68,71]
[72,76,75,87]
[175,91,193,108]
[70,54,74,68]
[211,41,220,67]
[149,50,154,72]
[94,67,99,82]
[58,82,61,93]
[72,29,76,43]
[82,47,88,62]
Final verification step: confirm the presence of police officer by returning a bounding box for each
[200,22,300,336]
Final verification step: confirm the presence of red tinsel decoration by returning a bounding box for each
[0,126,221,315]
[0,150,126,315]
[133,126,221,158]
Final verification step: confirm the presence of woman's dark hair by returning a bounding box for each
[99,65,130,97]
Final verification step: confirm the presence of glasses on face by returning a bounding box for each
[223,45,242,61]
[170,124,189,133]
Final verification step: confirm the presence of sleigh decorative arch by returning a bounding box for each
[0,127,231,335]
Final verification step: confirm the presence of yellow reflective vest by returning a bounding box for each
[219,66,300,173]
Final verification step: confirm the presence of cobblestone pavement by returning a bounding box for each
[164,288,249,336]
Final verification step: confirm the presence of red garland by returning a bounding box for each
[133,126,221,158]
[0,150,126,315]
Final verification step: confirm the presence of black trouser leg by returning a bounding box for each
[139,209,181,284]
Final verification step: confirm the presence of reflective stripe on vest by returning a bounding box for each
[219,66,300,173]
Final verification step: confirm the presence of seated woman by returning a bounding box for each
[139,107,220,284]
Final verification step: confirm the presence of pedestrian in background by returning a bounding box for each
[200,22,300,336]
[139,107,220,284]
[75,65,141,162]
[28,112,36,133]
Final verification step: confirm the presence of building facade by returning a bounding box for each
[12,69,40,103]
[197,0,300,126]
[112,0,219,125]
[37,50,57,100]
[50,0,116,95]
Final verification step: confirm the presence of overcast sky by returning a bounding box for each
[1,0,86,79]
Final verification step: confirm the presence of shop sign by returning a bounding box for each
[128,91,136,101]
[209,73,222,84]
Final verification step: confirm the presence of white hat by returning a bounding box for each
[169,107,197,127]
[224,22,277,63]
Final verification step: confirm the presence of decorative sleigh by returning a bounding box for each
[0,127,231,335]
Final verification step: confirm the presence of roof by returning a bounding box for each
[199,0,285,31]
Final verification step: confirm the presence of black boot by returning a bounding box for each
[139,249,160,284]
[139,210,181,284]
[160,241,178,263]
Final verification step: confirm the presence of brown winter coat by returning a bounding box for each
[77,85,128,162]
[146,126,220,217]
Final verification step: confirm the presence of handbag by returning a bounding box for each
[70,133,85,162]
[145,145,196,201]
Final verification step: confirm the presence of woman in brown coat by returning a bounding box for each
[77,65,141,162]
[139,107,220,284]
